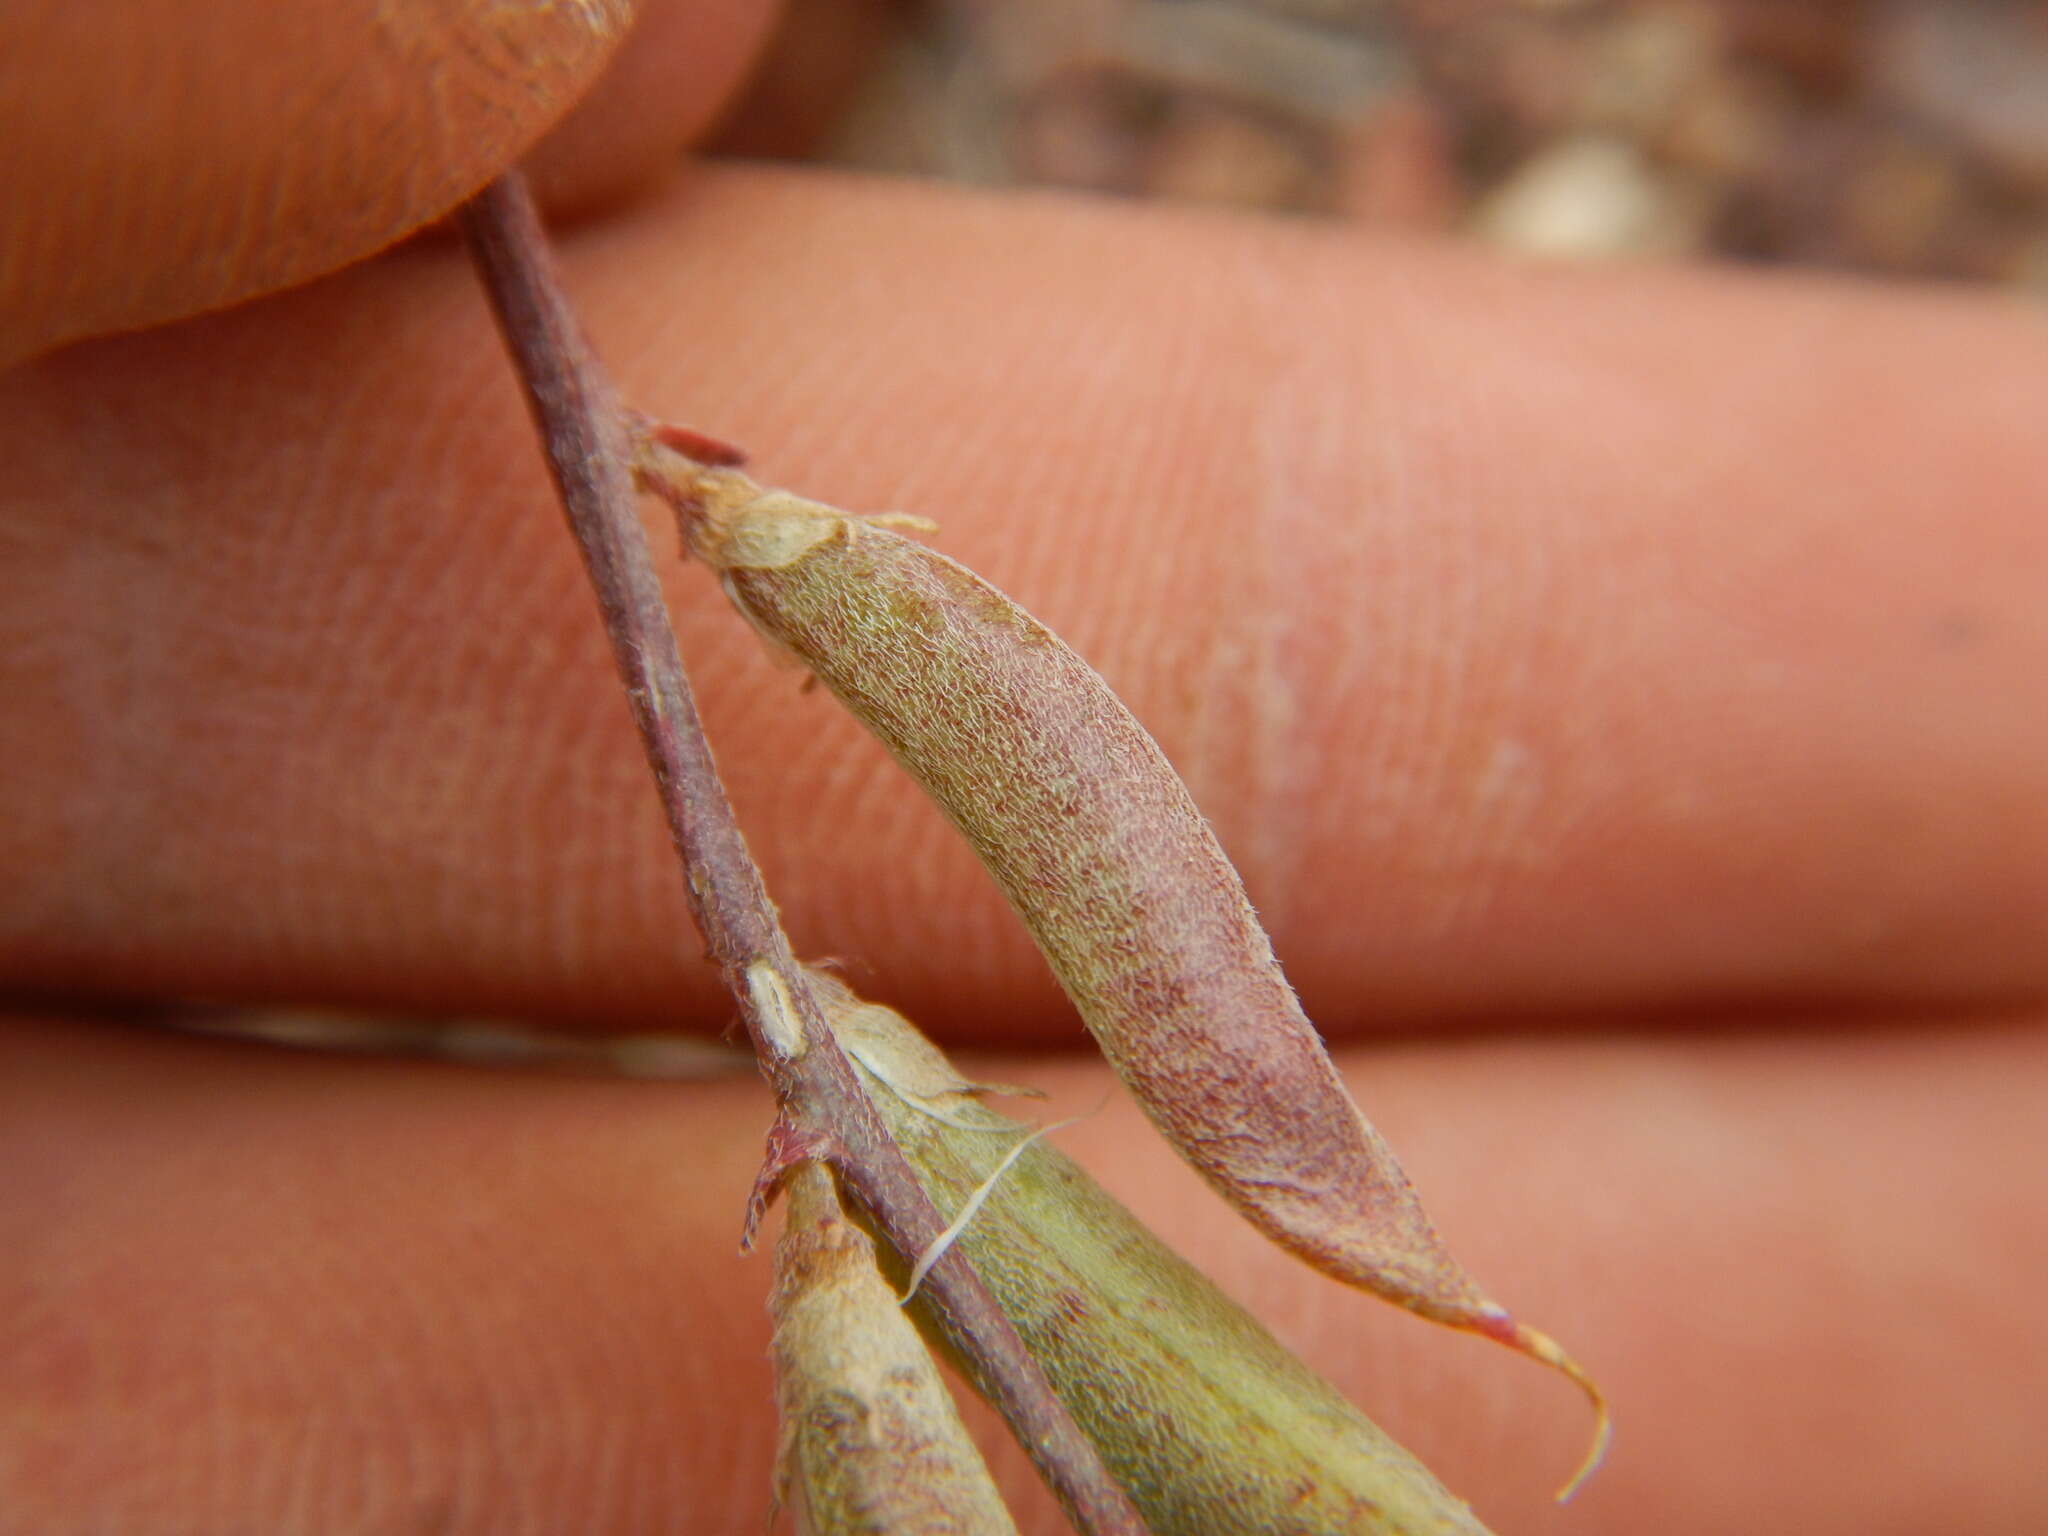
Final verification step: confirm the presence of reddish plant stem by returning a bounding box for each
[455,172,1145,1536]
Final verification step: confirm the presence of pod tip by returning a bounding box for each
[1502,1319,1612,1502]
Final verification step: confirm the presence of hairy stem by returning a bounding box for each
[455,172,1145,1536]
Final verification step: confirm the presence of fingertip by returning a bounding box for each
[520,0,786,221]
[1,0,782,361]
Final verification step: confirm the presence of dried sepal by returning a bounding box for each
[812,972,1500,1536]
[640,438,1608,1492]
[769,1160,1022,1536]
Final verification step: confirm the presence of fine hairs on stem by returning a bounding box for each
[453,171,1146,1536]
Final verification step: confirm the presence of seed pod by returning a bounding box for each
[770,1160,1021,1536]
[812,971,1497,1536]
[641,440,1607,1491]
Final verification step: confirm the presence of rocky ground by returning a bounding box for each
[711,0,2048,291]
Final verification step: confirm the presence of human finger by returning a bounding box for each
[2,1011,2042,1533]
[0,0,778,364]
[2,167,2045,1038]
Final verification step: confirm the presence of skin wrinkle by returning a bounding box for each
[484,519,652,989]
[534,670,656,988]
[1252,363,1366,921]
[1328,381,1424,863]
[1428,509,1556,941]
[1259,359,1399,914]
[1407,465,1489,941]
[70,529,178,964]
[1226,428,1298,928]
[427,1253,555,1532]
[1142,287,1276,908]
[0,469,88,957]
[343,494,542,968]
[1210,229,1319,936]
[265,1295,379,1530]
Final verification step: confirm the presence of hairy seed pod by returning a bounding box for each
[641,439,1607,1492]
[811,972,1497,1536]
[770,1160,1021,1536]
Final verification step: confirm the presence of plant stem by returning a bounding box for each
[455,172,1145,1536]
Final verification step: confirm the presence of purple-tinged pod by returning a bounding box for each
[639,438,1609,1494]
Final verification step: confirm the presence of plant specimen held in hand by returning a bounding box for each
[458,170,1608,1536]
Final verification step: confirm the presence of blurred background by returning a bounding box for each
[704,0,2048,290]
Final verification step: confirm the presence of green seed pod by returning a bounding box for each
[641,438,1606,1492]
[770,1160,1022,1536]
[811,971,1497,1536]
